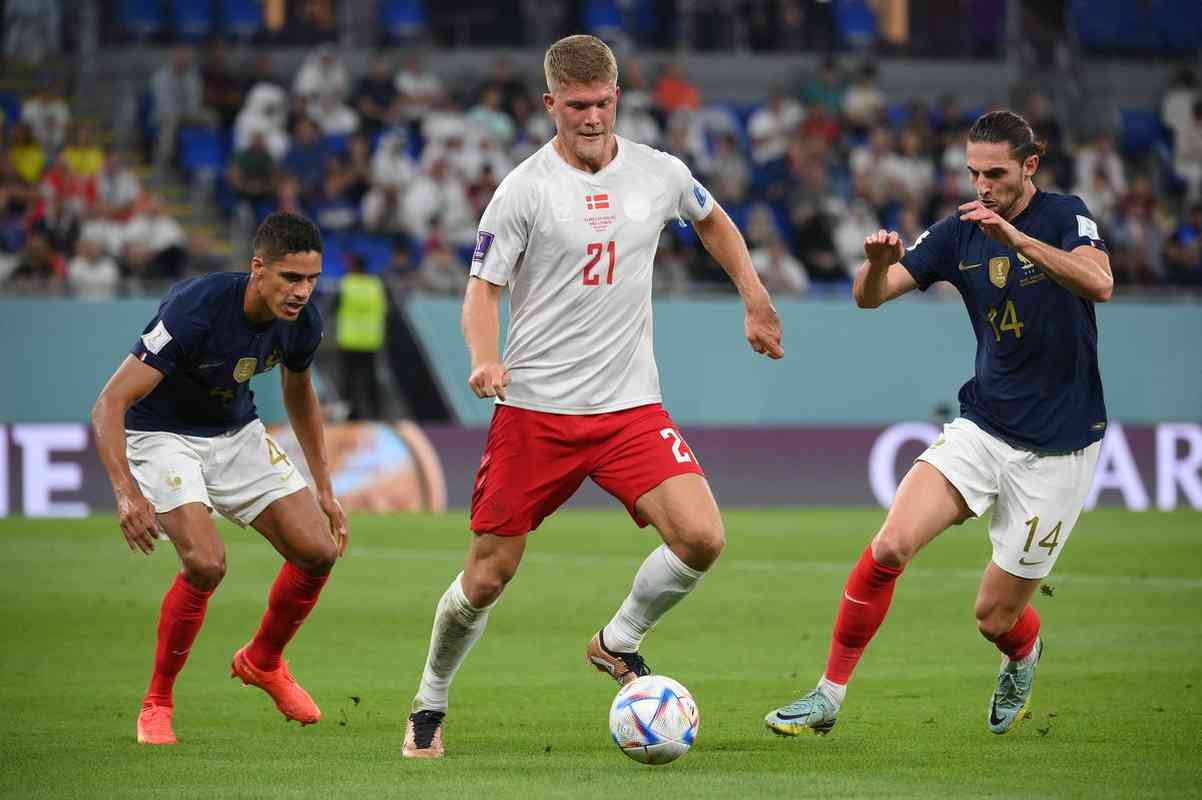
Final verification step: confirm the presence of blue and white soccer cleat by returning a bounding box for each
[764,689,839,737]
[988,637,1043,735]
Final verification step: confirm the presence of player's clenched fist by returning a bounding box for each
[117,490,158,555]
[468,362,511,400]
[864,229,903,269]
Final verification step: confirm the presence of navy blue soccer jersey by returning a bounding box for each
[126,272,323,436]
[900,190,1108,453]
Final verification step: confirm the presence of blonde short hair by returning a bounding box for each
[543,35,618,92]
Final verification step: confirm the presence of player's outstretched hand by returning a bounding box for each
[746,301,784,359]
[864,229,904,268]
[117,491,158,555]
[468,362,511,401]
[958,201,1023,247]
[318,492,349,556]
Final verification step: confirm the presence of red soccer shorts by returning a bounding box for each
[469,403,706,535]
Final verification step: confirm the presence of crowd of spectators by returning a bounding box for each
[0,74,223,296]
[4,46,1202,298]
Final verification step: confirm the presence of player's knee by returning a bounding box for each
[871,526,915,568]
[463,560,518,607]
[673,520,725,571]
[975,603,1019,641]
[292,542,338,577]
[183,555,226,590]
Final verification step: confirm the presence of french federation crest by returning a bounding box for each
[233,357,257,383]
[989,257,1011,288]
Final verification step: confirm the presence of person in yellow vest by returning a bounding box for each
[336,253,388,420]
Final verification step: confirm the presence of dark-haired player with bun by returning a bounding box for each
[92,211,349,745]
[765,110,1112,737]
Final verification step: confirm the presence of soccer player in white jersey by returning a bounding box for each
[401,34,784,758]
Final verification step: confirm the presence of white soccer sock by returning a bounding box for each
[817,676,847,707]
[602,544,705,653]
[411,572,494,713]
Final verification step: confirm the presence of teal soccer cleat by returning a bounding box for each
[764,689,839,737]
[988,637,1043,735]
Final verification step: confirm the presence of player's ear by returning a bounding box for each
[250,255,265,276]
[1023,154,1039,178]
[543,91,554,115]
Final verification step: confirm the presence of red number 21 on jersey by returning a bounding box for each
[583,241,617,285]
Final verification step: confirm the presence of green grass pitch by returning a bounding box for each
[2,508,1200,798]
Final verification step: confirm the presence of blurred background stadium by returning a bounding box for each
[0,0,1198,513]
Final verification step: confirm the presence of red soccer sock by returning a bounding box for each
[994,604,1040,660]
[246,561,329,672]
[143,573,213,708]
[823,546,905,685]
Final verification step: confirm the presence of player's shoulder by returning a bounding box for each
[621,136,689,175]
[160,271,242,322]
[1032,189,1091,217]
[496,142,557,191]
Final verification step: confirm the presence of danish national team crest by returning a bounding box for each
[989,257,1011,288]
[584,193,616,233]
[233,357,257,383]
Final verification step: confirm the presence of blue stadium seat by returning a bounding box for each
[1119,108,1168,157]
[381,0,427,42]
[118,0,167,39]
[323,134,349,155]
[834,0,877,48]
[177,125,225,174]
[585,0,625,39]
[345,233,395,274]
[219,0,263,39]
[171,0,214,41]
[886,102,911,130]
[1155,0,1202,51]
[0,91,21,126]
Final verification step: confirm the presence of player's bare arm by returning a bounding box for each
[281,366,348,555]
[462,276,511,400]
[92,355,165,555]
[958,200,1114,302]
[693,204,784,359]
[853,229,919,308]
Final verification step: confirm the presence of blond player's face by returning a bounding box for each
[966,140,1037,220]
[545,80,619,168]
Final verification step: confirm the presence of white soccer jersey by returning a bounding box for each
[469,135,714,414]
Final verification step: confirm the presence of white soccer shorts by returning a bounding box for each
[916,417,1101,580]
[126,419,309,527]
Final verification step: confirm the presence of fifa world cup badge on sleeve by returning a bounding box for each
[473,231,495,264]
[141,321,172,354]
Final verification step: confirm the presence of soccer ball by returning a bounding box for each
[608,674,699,765]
